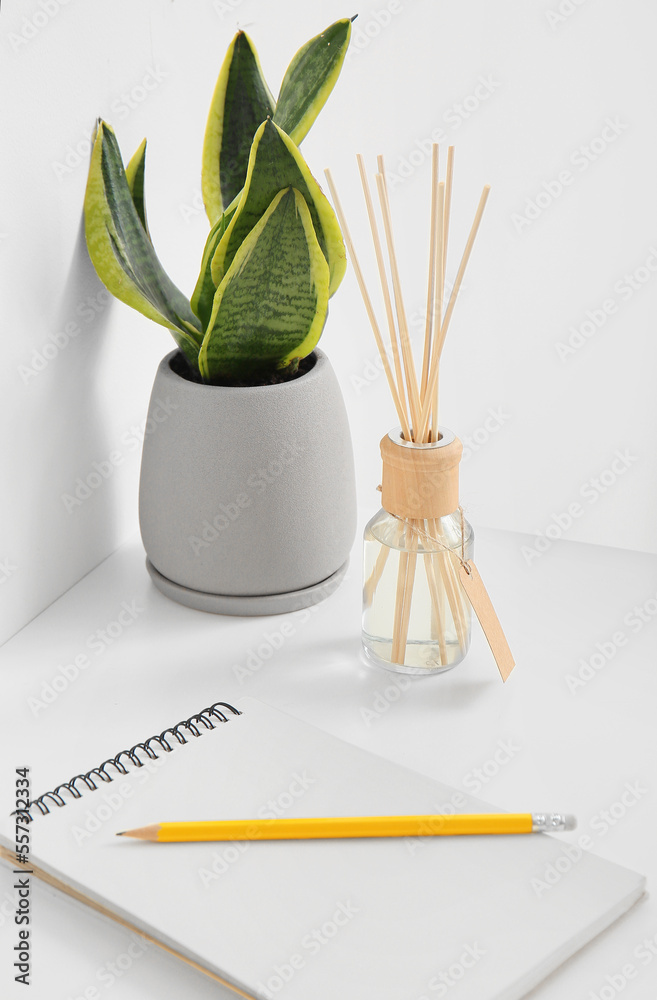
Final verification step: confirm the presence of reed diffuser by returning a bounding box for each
[326,147,512,677]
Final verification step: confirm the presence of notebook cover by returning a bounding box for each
[0,698,645,999]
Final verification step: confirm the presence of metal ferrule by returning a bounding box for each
[532,813,577,833]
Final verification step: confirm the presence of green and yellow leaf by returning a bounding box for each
[273,17,353,146]
[210,119,345,296]
[84,121,202,366]
[202,31,275,225]
[199,187,329,381]
[125,138,149,238]
[190,213,228,330]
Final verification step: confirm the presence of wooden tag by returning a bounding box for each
[458,560,515,681]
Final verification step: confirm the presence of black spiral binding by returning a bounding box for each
[24,701,242,820]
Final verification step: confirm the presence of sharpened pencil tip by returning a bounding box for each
[116,832,125,836]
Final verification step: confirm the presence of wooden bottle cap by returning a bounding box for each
[380,427,463,520]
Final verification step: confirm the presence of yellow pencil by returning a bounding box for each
[117,813,575,842]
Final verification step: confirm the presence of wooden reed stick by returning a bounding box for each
[423,518,467,653]
[418,185,490,442]
[438,186,490,358]
[431,147,454,439]
[391,522,412,664]
[425,148,470,650]
[420,145,440,401]
[411,516,469,654]
[355,155,410,435]
[440,551,468,649]
[375,166,422,437]
[341,155,418,659]
[391,519,419,664]
[363,544,389,609]
[428,181,445,442]
[324,168,412,441]
[442,147,455,293]
[363,514,404,607]
[423,541,448,665]
[448,548,471,643]
[374,156,422,658]
[399,519,420,656]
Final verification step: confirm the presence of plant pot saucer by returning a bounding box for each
[145,558,349,616]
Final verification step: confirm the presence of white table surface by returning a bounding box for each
[1,518,656,1000]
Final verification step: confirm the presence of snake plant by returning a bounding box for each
[84,18,352,383]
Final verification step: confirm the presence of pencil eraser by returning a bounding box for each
[563,815,577,831]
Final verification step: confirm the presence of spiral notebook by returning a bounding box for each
[0,697,645,1000]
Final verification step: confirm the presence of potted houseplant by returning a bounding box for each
[84,18,357,615]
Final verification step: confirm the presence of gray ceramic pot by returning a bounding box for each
[138,349,357,615]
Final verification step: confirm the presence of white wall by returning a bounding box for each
[1,0,656,644]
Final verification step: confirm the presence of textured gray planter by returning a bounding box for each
[139,349,357,615]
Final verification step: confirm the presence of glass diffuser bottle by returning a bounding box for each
[362,427,473,675]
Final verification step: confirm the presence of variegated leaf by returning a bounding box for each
[191,213,227,330]
[202,31,275,225]
[199,187,329,381]
[210,119,345,296]
[274,17,353,145]
[125,138,149,238]
[84,121,202,365]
